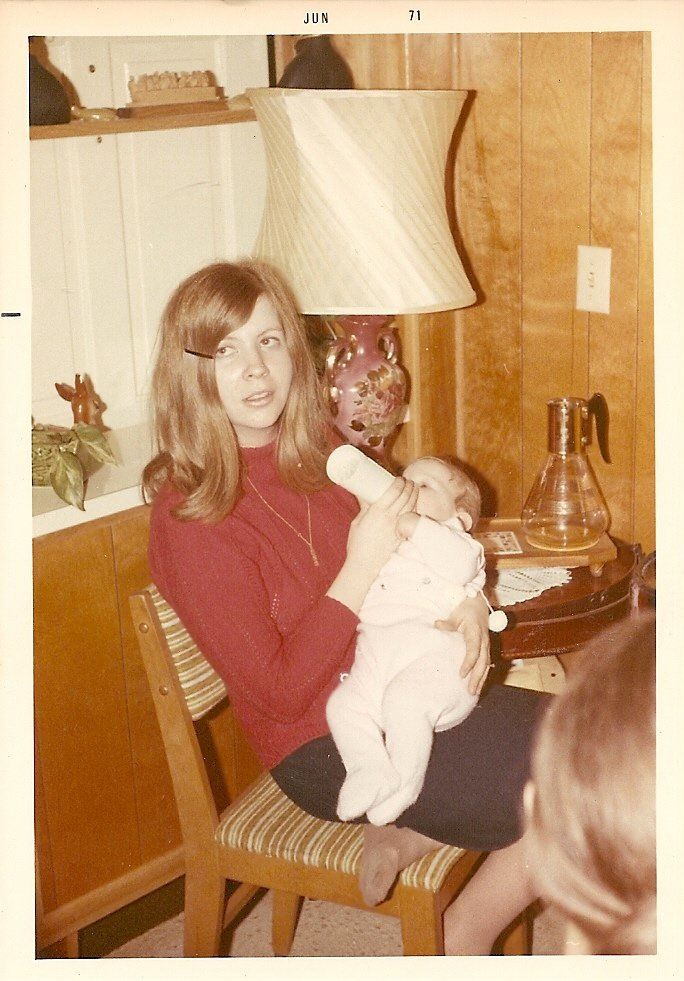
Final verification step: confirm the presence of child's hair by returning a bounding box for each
[451,466,481,528]
[142,259,331,522]
[526,612,656,954]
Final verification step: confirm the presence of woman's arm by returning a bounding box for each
[326,476,418,613]
[435,593,491,696]
[150,510,359,725]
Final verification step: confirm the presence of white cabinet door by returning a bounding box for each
[31,35,268,432]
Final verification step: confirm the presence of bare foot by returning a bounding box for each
[359,825,442,906]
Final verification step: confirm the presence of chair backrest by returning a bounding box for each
[146,584,227,720]
[129,586,225,850]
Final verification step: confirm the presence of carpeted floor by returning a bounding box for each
[77,877,566,958]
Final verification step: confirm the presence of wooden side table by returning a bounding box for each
[488,543,639,673]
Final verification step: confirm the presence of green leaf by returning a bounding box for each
[72,424,117,466]
[50,450,85,510]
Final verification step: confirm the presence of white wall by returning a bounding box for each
[31,35,269,435]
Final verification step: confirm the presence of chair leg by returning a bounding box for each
[39,931,79,958]
[183,866,226,957]
[399,889,443,955]
[223,882,261,930]
[499,905,533,955]
[271,890,302,956]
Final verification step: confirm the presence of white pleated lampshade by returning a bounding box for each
[248,87,476,315]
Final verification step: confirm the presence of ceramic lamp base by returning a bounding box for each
[325,315,407,459]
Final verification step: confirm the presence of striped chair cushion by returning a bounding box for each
[148,585,227,721]
[216,771,467,893]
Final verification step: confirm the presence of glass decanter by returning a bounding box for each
[521,394,611,552]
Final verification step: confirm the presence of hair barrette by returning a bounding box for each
[184,347,214,360]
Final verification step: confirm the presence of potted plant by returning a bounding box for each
[32,421,116,511]
[31,374,117,510]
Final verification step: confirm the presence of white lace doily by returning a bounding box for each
[487,567,572,608]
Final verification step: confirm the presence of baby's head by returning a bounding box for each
[402,457,481,528]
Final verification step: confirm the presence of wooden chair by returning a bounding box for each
[129,584,531,957]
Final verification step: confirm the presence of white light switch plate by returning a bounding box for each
[576,245,612,314]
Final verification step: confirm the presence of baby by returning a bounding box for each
[326,455,488,826]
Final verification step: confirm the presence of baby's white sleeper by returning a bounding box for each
[326,515,485,825]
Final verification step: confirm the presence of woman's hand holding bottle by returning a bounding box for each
[326,477,418,614]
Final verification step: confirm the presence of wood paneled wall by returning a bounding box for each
[274,33,654,551]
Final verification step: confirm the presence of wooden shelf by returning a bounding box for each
[30,104,256,140]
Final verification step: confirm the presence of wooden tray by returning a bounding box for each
[127,86,220,106]
[473,517,617,575]
[119,99,227,119]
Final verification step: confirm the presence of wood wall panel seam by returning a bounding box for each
[588,32,643,544]
[456,32,525,514]
[632,33,643,536]
[34,728,58,913]
[520,33,592,509]
[633,32,655,551]
[109,521,146,866]
[631,33,645,545]
[517,31,524,509]
[111,509,183,861]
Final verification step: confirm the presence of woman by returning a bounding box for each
[143,259,547,954]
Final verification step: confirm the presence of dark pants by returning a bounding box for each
[272,683,550,851]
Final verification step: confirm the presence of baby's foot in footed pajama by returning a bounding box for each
[336,764,400,822]
[366,778,423,827]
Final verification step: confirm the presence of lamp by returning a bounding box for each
[248,87,476,457]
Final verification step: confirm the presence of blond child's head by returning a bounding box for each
[525,613,656,954]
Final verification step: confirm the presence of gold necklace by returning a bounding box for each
[246,477,319,567]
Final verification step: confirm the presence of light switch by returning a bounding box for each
[576,245,612,314]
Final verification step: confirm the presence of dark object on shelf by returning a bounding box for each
[29,53,71,125]
[277,36,354,89]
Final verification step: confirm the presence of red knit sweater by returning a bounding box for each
[148,442,360,768]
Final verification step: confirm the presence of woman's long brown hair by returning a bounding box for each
[142,260,332,522]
